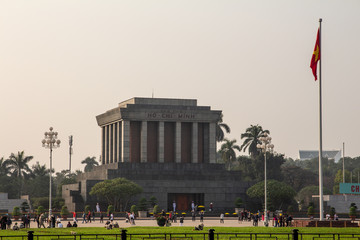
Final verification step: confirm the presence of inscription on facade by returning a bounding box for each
[146,111,195,120]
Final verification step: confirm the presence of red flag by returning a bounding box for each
[310,29,320,80]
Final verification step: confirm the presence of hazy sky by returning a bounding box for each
[1,0,359,172]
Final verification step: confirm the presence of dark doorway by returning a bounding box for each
[168,193,204,212]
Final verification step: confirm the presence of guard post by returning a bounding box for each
[292,229,299,240]
[209,229,215,240]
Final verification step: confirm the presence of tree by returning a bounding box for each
[281,165,317,192]
[26,162,50,198]
[235,155,256,181]
[333,169,351,194]
[37,206,45,215]
[5,151,33,197]
[0,157,17,198]
[53,170,78,197]
[218,139,241,171]
[20,201,29,212]
[236,153,284,182]
[216,114,230,142]
[234,197,243,208]
[138,197,147,211]
[81,156,99,172]
[149,196,157,207]
[0,157,10,176]
[30,162,49,178]
[296,185,332,210]
[246,180,296,211]
[240,125,269,158]
[89,178,143,211]
[5,151,33,178]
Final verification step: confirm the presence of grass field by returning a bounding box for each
[0,226,360,239]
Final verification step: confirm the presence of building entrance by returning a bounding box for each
[168,193,204,211]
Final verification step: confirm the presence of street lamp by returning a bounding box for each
[42,127,61,223]
[257,132,274,227]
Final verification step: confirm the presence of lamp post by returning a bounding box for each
[257,132,274,227]
[42,127,61,223]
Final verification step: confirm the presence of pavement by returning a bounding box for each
[60,218,257,228]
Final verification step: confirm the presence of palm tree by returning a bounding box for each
[219,139,241,171]
[216,114,231,142]
[81,156,99,172]
[0,157,10,176]
[6,151,33,178]
[240,124,270,158]
[5,151,33,196]
[31,162,49,178]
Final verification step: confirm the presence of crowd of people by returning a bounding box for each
[230,210,293,227]
[0,201,299,230]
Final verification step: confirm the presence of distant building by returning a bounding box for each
[312,194,360,214]
[299,150,341,162]
[0,193,29,213]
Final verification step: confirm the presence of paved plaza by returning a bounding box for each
[61,217,256,228]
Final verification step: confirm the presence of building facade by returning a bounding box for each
[63,98,250,212]
[299,150,341,162]
[96,97,219,165]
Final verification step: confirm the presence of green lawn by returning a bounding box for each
[0,226,359,239]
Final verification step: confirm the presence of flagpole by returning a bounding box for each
[318,18,324,221]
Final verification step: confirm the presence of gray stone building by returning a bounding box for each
[0,193,29,213]
[63,98,250,212]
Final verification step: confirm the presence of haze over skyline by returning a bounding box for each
[1,1,359,172]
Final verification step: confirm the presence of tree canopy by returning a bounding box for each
[296,185,332,211]
[246,180,296,211]
[218,139,240,171]
[240,125,269,158]
[216,113,230,142]
[89,177,143,211]
[81,156,99,172]
[4,151,33,197]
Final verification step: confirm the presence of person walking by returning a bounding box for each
[87,211,92,223]
[173,201,176,212]
[200,211,204,222]
[100,212,104,223]
[130,212,135,225]
[179,215,184,226]
[220,213,224,223]
[39,214,46,228]
[82,212,86,223]
[6,215,12,229]
[72,212,77,222]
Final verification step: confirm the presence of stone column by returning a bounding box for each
[158,121,164,163]
[101,127,105,164]
[110,124,114,163]
[141,121,148,163]
[105,125,109,164]
[117,121,122,162]
[175,122,181,163]
[112,123,117,163]
[121,120,130,162]
[192,122,198,163]
[209,122,216,163]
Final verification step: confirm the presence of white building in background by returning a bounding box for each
[299,150,341,162]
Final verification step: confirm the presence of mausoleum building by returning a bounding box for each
[96,97,219,165]
[62,98,250,212]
